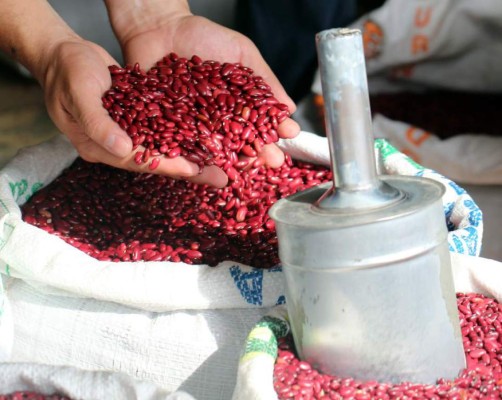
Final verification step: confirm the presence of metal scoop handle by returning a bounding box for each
[315,28,402,210]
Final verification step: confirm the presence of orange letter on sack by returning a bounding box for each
[415,7,432,28]
[412,35,429,55]
[406,127,430,147]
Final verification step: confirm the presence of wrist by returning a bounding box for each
[34,32,82,86]
[104,0,192,45]
[0,0,80,83]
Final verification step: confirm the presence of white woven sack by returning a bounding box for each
[312,0,502,94]
[0,275,13,362]
[0,362,195,400]
[0,135,286,312]
[233,253,502,400]
[0,132,482,399]
[6,277,268,400]
[0,133,482,312]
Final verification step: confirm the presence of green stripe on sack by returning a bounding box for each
[375,138,399,159]
[9,179,44,203]
[258,316,289,338]
[0,223,14,252]
[0,198,9,213]
[375,138,423,170]
[241,316,289,362]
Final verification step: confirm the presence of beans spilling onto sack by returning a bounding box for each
[21,54,332,267]
[274,293,502,399]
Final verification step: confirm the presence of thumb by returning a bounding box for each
[70,74,133,158]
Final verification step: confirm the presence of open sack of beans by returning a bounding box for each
[310,0,502,186]
[0,52,482,399]
[0,132,482,400]
[234,257,502,400]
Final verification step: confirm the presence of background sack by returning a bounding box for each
[372,114,502,185]
[308,0,502,196]
[0,133,482,399]
[312,0,502,94]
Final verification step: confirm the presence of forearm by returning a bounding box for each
[104,0,191,44]
[0,0,78,82]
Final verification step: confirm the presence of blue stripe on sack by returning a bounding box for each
[416,169,482,257]
[449,234,466,255]
[230,265,264,305]
[444,202,455,231]
[463,226,480,256]
[230,265,284,305]
[447,198,482,256]
[464,199,483,227]
[448,180,467,196]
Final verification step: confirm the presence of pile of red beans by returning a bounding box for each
[102,52,290,172]
[22,53,332,267]
[21,156,331,267]
[0,394,69,400]
[274,293,502,399]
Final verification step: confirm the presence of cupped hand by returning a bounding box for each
[112,9,300,171]
[41,39,227,187]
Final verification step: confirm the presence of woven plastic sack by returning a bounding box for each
[231,140,487,399]
[372,113,502,186]
[0,362,195,400]
[0,133,482,309]
[0,275,13,362]
[0,132,482,399]
[233,252,502,400]
[311,0,502,94]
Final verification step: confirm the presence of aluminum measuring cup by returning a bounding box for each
[269,28,465,384]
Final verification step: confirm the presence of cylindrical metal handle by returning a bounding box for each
[315,28,401,210]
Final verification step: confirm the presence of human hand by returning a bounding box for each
[41,39,227,187]
[106,0,300,171]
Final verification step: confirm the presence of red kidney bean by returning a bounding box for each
[273,293,502,399]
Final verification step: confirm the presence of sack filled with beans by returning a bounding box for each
[0,53,482,399]
[235,276,502,400]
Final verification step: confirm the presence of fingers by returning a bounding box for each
[76,139,228,187]
[122,37,166,70]
[257,143,285,169]
[70,79,133,159]
[277,118,301,139]
[237,36,297,115]
[187,165,228,187]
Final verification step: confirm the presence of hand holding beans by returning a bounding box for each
[41,41,229,187]
[0,0,299,188]
[104,0,300,181]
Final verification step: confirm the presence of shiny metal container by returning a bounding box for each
[269,28,465,383]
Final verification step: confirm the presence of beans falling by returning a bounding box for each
[274,292,502,399]
[102,53,291,172]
